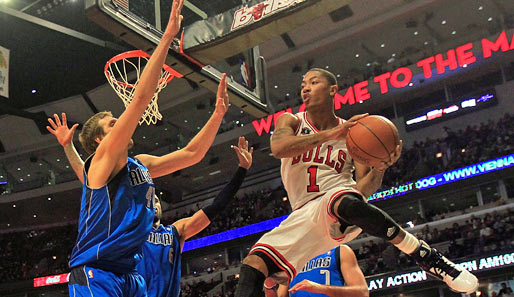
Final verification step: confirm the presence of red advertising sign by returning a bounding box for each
[33,273,70,287]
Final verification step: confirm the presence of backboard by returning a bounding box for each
[85,0,351,117]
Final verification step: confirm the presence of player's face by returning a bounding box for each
[96,116,134,149]
[154,195,162,222]
[301,71,333,110]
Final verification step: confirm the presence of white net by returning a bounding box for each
[105,50,176,125]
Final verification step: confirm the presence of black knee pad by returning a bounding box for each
[234,264,265,297]
[332,193,400,240]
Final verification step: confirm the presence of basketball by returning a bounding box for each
[346,115,401,167]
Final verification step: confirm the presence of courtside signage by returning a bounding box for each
[252,31,514,136]
[367,250,514,291]
[33,250,514,288]
[33,273,70,287]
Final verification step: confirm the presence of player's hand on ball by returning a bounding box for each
[214,73,229,116]
[289,280,324,294]
[325,113,368,140]
[46,113,79,147]
[375,140,403,171]
[232,136,253,169]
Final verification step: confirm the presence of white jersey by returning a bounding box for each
[281,112,357,211]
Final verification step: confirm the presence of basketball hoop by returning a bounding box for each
[104,50,183,125]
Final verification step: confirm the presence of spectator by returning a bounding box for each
[498,282,514,296]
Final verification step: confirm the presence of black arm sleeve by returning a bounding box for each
[202,166,247,220]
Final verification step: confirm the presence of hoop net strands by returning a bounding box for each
[104,50,183,125]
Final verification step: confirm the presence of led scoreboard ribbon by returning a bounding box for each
[34,250,514,287]
[368,154,514,202]
[366,250,514,291]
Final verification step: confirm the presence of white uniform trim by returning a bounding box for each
[83,266,94,297]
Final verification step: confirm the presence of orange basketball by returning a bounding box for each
[346,115,400,167]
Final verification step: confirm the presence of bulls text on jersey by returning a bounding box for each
[291,144,347,173]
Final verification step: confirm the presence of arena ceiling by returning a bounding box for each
[0,0,514,229]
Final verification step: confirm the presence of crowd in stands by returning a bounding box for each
[179,276,222,297]
[0,113,512,288]
[384,112,514,188]
[167,188,291,240]
[0,225,75,283]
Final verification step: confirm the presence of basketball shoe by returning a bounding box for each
[413,240,478,294]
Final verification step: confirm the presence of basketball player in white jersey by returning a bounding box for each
[234,68,478,297]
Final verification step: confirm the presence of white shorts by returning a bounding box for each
[249,187,363,282]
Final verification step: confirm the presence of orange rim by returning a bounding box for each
[104,49,183,85]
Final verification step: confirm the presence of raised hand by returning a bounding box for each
[46,113,79,147]
[325,113,369,141]
[214,73,229,116]
[232,136,253,169]
[164,0,184,37]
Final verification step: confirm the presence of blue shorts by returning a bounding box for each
[68,265,147,297]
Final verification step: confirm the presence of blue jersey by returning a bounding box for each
[69,156,155,273]
[289,246,345,297]
[137,224,182,297]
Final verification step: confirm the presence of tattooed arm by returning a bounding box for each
[270,113,324,159]
[270,113,365,159]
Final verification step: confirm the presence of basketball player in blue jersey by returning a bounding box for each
[48,113,253,297]
[235,68,478,297]
[136,136,253,297]
[264,245,368,297]
[46,1,233,295]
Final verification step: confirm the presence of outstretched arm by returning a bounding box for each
[271,113,367,159]
[289,246,368,297]
[136,74,229,178]
[173,136,253,248]
[47,113,84,184]
[88,0,184,187]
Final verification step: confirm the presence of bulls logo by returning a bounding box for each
[251,3,268,20]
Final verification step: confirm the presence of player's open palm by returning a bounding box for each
[214,73,229,116]
[46,113,79,147]
[289,280,324,294]
[232,136,253,169]
[165,0,184,37]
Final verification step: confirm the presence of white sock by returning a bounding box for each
[394,232,420,254]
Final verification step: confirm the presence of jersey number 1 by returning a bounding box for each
[307,166,320,192]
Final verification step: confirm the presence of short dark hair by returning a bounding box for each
[307,68,337,86]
